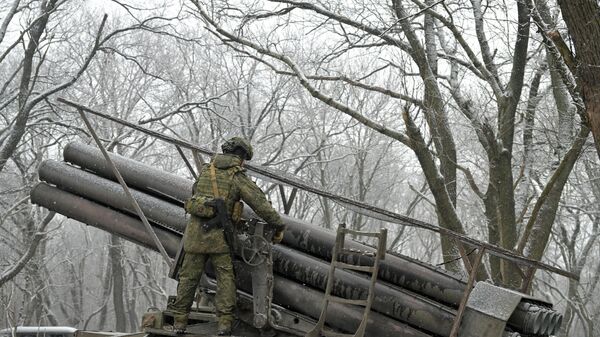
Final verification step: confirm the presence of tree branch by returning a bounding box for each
[409,0,503,98]
[268,0,412,52]
[0,211,55,287]
[0,0,21,45]
[190,1,412,146]
[518,124,590,258]
[227,43,423,106]
[0,11,108,173]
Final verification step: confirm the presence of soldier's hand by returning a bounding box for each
[272,230,284,244]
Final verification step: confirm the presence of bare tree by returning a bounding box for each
[0,1,109,173]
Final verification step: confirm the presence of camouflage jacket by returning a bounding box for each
[183,153,284,253]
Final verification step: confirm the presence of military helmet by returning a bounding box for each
[221,137,253,160]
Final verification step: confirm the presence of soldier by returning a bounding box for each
[168,137,285,336]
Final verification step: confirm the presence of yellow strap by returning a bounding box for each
[210,163,220,198]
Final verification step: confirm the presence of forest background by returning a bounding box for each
[1,0,600,336]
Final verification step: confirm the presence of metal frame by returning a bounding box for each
[306,223,387,337]
[175,145,197,179]
[447,245,541,337]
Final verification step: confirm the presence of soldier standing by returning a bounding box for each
[168,137,285,336]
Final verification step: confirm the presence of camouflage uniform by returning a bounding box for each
[168,152,284,332]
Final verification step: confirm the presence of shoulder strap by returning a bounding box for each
[210,163,220,198]
[209,162,242,199]
[230,166,242,176]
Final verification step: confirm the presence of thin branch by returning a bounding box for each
[456,163,484,199]
[24,14,108,112]
[380,0,444,36]
[0,196,29,228]
[226,42,423,106]
[408,182,436,207]
[242,6,295,24]
[138,89,240,124]
[0,211,56,287]
[191,2,412,146]
[268,0,412,52]
[410,0,503,98]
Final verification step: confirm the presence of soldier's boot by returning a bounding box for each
[216,327,231,336]
[216,320,232,336]
[172,315,188,334]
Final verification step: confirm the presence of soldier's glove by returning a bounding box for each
[272,230,284,244]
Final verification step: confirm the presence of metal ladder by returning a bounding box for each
[306,223,387,337]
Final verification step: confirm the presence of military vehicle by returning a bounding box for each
[30,140,565,337]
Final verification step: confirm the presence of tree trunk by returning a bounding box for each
[492,0,531,289]
[560,271,581,336]
[484,186,502,283]
[522,126,590,261]
[0,0,58,173]
[558,0,600,159]
[317,153,333,229]
[98,262,113,330]
[393,0,464,272]
[110,235,127,332]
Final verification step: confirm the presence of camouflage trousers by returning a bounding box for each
[168,252,236,329]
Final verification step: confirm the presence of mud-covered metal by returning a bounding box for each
[248,222,273,329]
[230,262,433,337]
[271,245,456,336]
[460,282,562,337]
[63,141,468,306]
[63,142,192,203]
[30,183,180,256]
[277,213,468,306]
[34,167,453,336]
[31,180,432,337]
[38,159,187,233]
[51,142,564,337]
[508,303,562,336]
